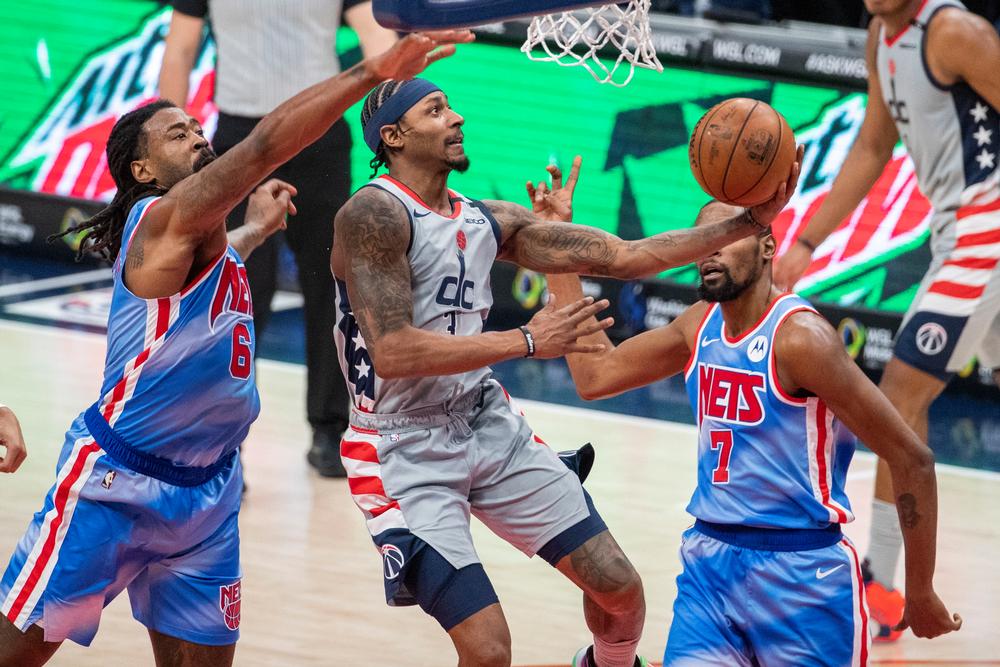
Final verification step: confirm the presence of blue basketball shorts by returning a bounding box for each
[663,525,871,667]
[0,424,243,647]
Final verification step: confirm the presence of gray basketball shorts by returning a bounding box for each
[339,378,599,606]
[895,209,1000,379]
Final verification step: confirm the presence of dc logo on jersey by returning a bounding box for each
[209,257,253,331]
[101,470,116,490]
[747,335,768,363]
[381,544,405,580]
[219,581,242,631]
[697,363,766,426]
[436,252,475,309]
[916,322,947,355]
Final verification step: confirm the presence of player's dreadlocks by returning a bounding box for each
[49,100,175,262]
[361,80,404,178]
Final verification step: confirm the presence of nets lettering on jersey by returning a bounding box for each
[521,1,663,87]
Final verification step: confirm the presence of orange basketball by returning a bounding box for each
[688,98,796,207]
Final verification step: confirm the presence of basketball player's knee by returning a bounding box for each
[460,637,511,667]
[590,557,644,615]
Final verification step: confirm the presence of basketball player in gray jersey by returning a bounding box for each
[773,0,1000,641]
[331,78,801,667]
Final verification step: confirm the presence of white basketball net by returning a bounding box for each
[521,1,663,87]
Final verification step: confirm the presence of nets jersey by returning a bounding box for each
[334,175,501,414]
[876,0,1000,213]
[89,196,260,466]
[683,295,856,528]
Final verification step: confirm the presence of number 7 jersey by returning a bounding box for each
[683,294,856,528]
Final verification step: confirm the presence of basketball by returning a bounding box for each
[688,98,796,207]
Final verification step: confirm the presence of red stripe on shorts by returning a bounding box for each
[927,281,986,299]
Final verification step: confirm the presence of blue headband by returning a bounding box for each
[363,78,442,154]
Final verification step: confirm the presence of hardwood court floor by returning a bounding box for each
[0,319,997,666]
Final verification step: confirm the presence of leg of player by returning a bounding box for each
[0,618,61,667]
[445,603,512,667]
[148,628,236,667]
[556,531,646,667]
[865,356,947,640]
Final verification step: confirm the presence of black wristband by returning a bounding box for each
[519,326,536,358]
[797,236,817,252]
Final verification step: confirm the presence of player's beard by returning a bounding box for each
[447,154,471,173]
[698,253,764,303]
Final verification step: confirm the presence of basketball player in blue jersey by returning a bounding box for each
[331,79,800,667]
[546,199,962,665]
[0,31,473,667]
[773,0,1000,640]
[0,404,27,474]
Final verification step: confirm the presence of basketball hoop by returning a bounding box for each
[520,1,663,87]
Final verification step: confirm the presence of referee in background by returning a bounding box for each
[159,0,397,478]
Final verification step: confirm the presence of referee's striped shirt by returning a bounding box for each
[172,0,367,117]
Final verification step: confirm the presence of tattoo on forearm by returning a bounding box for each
[339,189,413,341]
[518,226,619,275]
[898,493,922,529]
[486,198,755,277]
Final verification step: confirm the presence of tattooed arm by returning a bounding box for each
[333,188,611,379]
[485,146,801,279]
[775,311,960,638]
[486,199,763,279]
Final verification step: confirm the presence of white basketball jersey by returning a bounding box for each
[876,0,1000,213]
[334,175,501,414]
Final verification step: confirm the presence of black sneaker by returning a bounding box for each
[307,426,347,478]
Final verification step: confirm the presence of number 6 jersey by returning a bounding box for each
[90,196,260,467]
[683,294,856,528]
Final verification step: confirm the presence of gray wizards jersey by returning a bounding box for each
[876,0,1000,214]
[334,175,503,414]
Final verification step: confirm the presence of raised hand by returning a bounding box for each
[526,155,583,222]
[749,144,805,227]
[895,590,962,639]
[370,30,475,82]
[524,295,613,359]
[0,406,27,474]
[245,179,298,239]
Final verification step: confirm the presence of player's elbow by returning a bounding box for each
[888,440,936,477]
[572,371,614,401]
[366,334,418,379]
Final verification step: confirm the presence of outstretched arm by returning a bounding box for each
[155,31,474,243]
[545,273,705,399]
[487,147,801,280]
[334,188,612,379]
[775,312,961,639]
